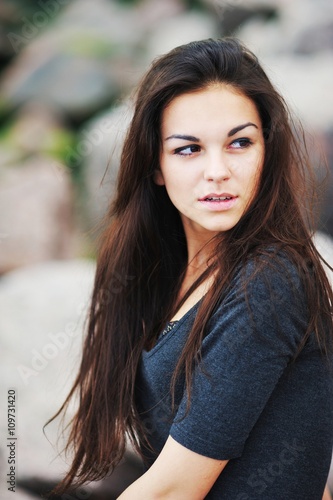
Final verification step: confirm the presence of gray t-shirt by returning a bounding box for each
[135,253,333,499]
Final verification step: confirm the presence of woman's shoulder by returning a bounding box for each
[214,245,310,328]
[203,246,314,349]
[232,245,306,292]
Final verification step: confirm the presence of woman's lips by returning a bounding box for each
[198,194,238,211]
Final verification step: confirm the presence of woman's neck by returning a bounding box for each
[173,240,216,315]
[186,236,217,274]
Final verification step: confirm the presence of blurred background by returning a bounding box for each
[1,0,333,498]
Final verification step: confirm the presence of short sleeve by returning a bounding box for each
[170,255,309,460]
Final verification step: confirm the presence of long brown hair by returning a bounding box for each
[49,37,333,492]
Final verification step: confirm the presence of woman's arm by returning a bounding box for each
[323,485,332,500]
[117,436,229,499]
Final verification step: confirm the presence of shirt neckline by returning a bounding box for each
[143,299,202,357]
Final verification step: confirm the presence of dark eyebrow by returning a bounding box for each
[165,123,258,142]
[165,134,200,142]
[228,122,258,137]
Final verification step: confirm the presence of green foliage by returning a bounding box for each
[113,0,206,7]
[65,36,119,59]
[114,0,141,5]
[182,0,206,11]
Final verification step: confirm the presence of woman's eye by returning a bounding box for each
[230,138,252,149]
[174,144,201,156]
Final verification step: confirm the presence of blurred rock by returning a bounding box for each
[144,10,219,61]
[0,0,146,121]
[282,0,333,49]
[0,259,96,490]
[0,1,44,61]
[201,0,279,33]
[234,0,333,133]
[0,156,74,274]
[211,2,278,37]
[0,258,143,499]
[80,103,133,230]
[2,101,73,158]
[314,232,333,284]
[266,53,333,131]
[203,0,333,40]
[237,7,333,57]
[293,21,333,55]
[136,0,184,28]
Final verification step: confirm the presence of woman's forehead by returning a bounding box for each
[161,85,262,138]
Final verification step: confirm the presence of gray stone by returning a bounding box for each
[144,11,219,62]
[0,0,145,119]
[234,0,333,132]
[0,257,144,498]
[293,22,333,55]
[136,0,184,29]
[313,232,333,285]
[0,259,96,489]
[0,155,74,274]
[2,101,69,157]
[80,103,133,230]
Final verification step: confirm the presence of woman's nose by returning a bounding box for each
[203,153,231,182]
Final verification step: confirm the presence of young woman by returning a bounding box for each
[52,38,333,499]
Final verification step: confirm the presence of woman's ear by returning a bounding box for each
[153,169,165,186]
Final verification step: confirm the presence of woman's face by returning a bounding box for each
[156,84,265,242]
